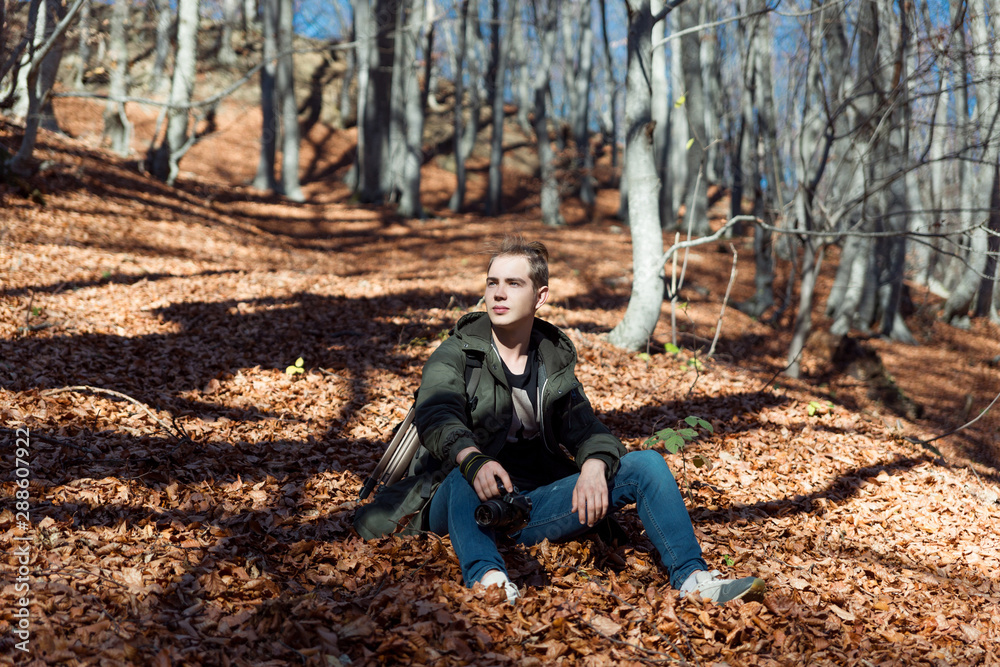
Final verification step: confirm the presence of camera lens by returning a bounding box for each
[475,501,503,527]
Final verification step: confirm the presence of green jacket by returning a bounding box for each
[353,311,626,539]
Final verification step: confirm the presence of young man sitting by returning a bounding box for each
[354,237,765,604]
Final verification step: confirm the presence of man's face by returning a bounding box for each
[485,255,548,331]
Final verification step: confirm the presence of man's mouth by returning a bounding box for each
[492,306,509,314]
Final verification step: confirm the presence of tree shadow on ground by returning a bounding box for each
[1,288,477,462]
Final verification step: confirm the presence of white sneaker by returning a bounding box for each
[479,569,521,603]
[680,569,765,604]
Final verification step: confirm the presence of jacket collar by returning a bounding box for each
[454,311,576,371]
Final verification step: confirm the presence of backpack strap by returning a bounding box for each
[358,348,485,500]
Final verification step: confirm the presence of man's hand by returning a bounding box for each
[457,446,514,502]
[572,458,609,526]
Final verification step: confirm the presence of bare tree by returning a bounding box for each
[103,0,131,156]
[8,0,84,176]
[941,0,1000,324]
[486,0,516,216]
[74,0,90,88]
[569,0,596,205]
[676,1,709,234]
[148,0,200,184]
[218,0,241,66]
[736,0,779,320]
[253,0,279,192]
[397,0,429,218]
[353,0,397,203]
[531,0,563,227]
[150,0,173,92]
[608,0,666,350]
[449,0,481,212]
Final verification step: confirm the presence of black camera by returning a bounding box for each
[475,484,532,532]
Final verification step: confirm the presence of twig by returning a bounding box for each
[903,387,1000,454]
[657,216,757,274]
[760,346,804,393]
[40,385,184,440]
[708,244,738,357]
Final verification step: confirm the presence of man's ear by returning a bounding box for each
[534,285,549,311]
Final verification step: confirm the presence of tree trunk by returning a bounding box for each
[148,0,200,184]
[218,0,240,66]
[276,0,303,201]
[737,0,778,318]
[598,0,619,172]
[74,0,90,87]
[700,1,723,184]
[608,0,664,351]
[33,0,66,134]
[511,7,532,134]
[532,0,562,226]
[666,8,687,230]
[450,0,480,212]
[150,0,172,92]
[941,0,999,324]
[244,0,258,30]
[677,1,709,235]
[785,242,823,378]
[486,0,515,216]
[651,1,669,229]
[397,0,427,218]
[375,0,399,200]
[253,0,278,191]
[11,0,47,120]
[339,21,356,128]
[975,162,1000,319]
[354,0,396,202]
[874,0,914,343]
[102,0,131,156]
[10,0,76,175]
[572,0,595,206]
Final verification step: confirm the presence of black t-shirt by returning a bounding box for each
[495,349,574,491]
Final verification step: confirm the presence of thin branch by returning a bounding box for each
[40,385,184,439]
[26,0,88,80]
[906,388,1000,450]
[657,216,756,275]
[653,0,780,50]
[708,244,738,357]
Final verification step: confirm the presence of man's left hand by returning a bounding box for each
[572,458,609,527]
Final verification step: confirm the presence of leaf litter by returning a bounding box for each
[1,104,999,665]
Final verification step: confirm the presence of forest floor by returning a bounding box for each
[1,97,999,666]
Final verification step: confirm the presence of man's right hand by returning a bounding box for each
[457,447,514,502]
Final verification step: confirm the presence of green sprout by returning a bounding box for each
[285,357,305,376]
[807,400,835,417]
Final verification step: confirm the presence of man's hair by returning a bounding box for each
[487,236,549,289]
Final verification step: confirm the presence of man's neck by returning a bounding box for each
[491,323,533,375]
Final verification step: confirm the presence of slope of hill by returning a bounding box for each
[0,79,999,665]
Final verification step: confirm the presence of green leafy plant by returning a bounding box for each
[807,400,835,417]
[643,416,714,454]
[722,554,735,567]
[285,357,305,376]
[644,416,715,498]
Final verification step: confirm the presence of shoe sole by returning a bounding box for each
[735,577,766,603]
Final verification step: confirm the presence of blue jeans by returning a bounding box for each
[428,449,707,590]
